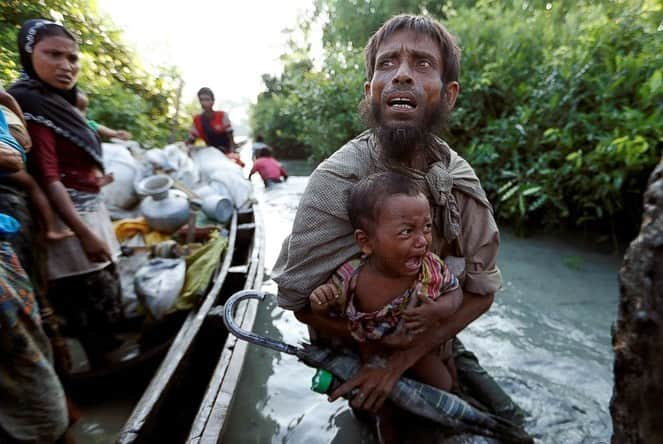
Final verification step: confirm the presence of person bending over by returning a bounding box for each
[249,146,288,188]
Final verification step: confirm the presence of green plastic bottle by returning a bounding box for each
[311,369,335,394]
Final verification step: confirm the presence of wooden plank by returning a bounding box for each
[117,212,239,443]
[187,204,265,443]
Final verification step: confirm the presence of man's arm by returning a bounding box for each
[328,291,492,412]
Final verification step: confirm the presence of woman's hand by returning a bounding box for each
[79,230,112,263]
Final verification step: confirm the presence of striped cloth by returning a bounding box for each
[328,251,459,342]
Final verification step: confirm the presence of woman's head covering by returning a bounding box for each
[7,19,103,168]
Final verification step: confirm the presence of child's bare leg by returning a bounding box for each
[375,402,400,444]
[411,353,453,391]
[10,171,73,240]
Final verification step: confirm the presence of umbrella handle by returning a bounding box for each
[223,290,300,355]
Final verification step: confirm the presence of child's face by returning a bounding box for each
[360,193,433,277]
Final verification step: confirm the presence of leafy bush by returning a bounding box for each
[0,0,188,147]
[250,0,662,239]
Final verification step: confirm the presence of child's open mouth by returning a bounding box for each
[404,255,422,272]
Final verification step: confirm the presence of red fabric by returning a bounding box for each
[193,111,231,145]
[250,157,285,181]
[27,122,100,193]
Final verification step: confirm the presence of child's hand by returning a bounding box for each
[403,297,440,336]
[309,283,340,314]
[96,173,114,187]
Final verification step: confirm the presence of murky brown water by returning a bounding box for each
[72,157,619,443]
[223,168,619,444]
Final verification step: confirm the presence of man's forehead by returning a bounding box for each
[375,30,440,58]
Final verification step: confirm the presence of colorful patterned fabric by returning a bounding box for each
[0,241,68,442]
[329,251,459,342]
[0,242,39,326]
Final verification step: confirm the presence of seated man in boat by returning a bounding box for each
[273,13,524,431]
[187,87,244,167]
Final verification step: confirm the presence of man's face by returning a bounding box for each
[362,30,459,158]
[199,94,214,112]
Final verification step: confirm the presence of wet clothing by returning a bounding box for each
[0,240,68,444]
[326,252,459,342]
[272,130,524,424]
[250,157,287,185]
[193,111,233,152]
[273,130,501,311]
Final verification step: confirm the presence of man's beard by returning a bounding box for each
[359,93,450,162]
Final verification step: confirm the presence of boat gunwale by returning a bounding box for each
[117,210,240,443]
[186,203,265,443]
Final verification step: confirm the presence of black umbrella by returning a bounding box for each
[224,290,532,444]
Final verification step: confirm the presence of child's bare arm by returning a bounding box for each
[8,170,73,240]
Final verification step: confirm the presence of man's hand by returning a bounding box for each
[328,352,410,413]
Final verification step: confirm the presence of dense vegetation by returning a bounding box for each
[0,0,189,147]
[251,0,662,240]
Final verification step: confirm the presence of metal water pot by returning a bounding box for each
[138,175,190,233]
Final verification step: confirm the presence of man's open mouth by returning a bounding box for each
[387,95,417,111]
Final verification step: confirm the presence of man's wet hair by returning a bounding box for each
[197,87,214,100]
[364,14,461,84]
[348,171,426,233]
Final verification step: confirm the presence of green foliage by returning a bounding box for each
[0,0,188,146]
[250,0,662,239]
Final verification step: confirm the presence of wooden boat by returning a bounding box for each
[116,203,265,443]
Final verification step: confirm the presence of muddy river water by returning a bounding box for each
[73,159,620,443]
[222,163,619,444]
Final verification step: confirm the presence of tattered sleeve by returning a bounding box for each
[273,139,373,311]
[456,191,502,296]
[273,167,359,311]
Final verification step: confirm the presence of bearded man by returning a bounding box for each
[273,14,524,428]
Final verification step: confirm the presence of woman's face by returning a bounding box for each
[32,35,80,90]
